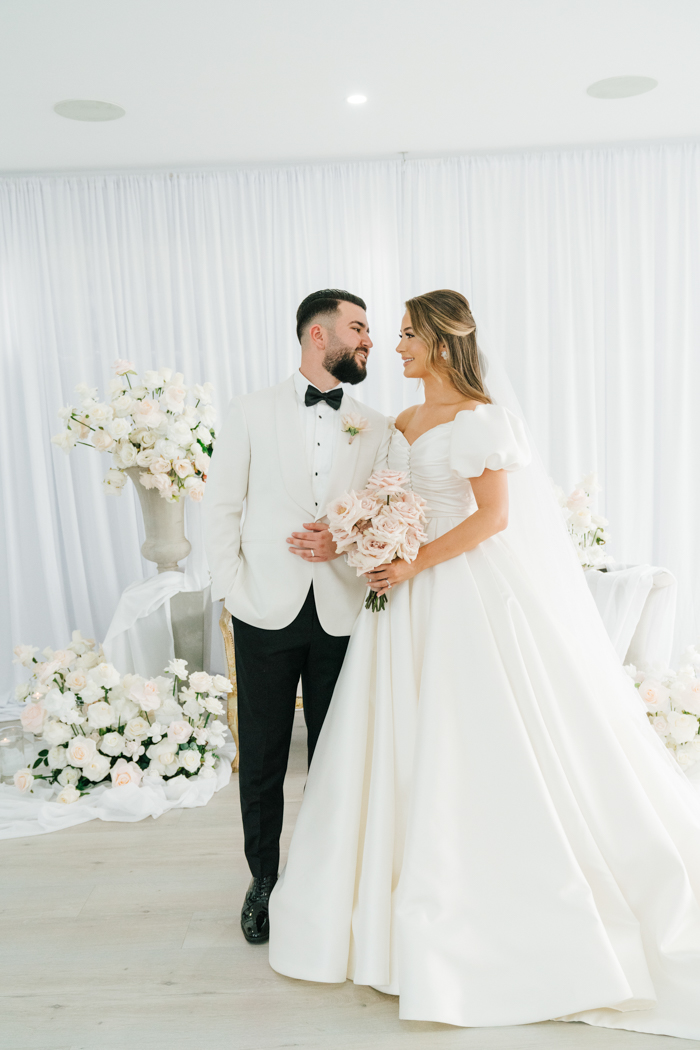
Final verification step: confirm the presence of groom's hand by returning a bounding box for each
[286,522,341,562]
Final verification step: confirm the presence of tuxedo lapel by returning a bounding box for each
[275,377,316,516]
[318,392,363,519]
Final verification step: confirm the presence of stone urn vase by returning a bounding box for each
[125,467,191,572]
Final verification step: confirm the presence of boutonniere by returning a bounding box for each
[341,412,370,444]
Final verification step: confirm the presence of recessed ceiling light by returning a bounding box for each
[53,99,125,121]
[586,76,658,100]
[347,94,367,105]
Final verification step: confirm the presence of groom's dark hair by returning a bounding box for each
[296,288,367,343]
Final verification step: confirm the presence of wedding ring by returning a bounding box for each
[311,549,315,557]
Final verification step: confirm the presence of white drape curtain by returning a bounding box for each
[2,143,699,697]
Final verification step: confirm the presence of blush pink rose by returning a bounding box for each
[128,678,163,712]
[366,469,408,495]
[110,758,143,787]
[132,399,166,428]
[20,701,47,734]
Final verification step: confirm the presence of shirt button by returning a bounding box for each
[315,472,318,475]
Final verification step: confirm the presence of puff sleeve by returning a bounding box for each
[449,405,531,479]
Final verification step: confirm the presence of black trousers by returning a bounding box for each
[232,586,350,879]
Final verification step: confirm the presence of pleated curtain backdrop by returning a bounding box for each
[1,143,699,698]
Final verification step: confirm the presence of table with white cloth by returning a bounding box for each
[585,562,677,668]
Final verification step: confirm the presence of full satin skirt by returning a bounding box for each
[269,516,700,1038]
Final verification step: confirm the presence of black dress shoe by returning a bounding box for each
[241,874,278,944]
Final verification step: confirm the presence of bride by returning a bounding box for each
[269,289,700,1040]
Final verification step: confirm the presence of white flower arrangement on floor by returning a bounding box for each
[51,360,216,503]
[553,472,611,569]
[12,631,231,803]
[626,648,700,773]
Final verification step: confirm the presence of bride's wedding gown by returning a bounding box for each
[269,406,700,1040]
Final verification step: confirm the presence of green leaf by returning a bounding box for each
[32,758,43,768]
[38,749,48,757]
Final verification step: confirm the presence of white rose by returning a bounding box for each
[146,739,180,775]
[91,428,114,452]
[112,358,136,376]
[65,669,89,693]
[51,430,77,453]
[168,420,195,447]
[47,745,70,769]
[638,677,671,712]
[125,716,151,740]
[167,720,193,745]
[106,417,132,440]
[180,748,201,773]
[131,399,166,429]
[173,458,195,479]
[160,384,187,414]
[167,658,188,679]
[199,766,216,779]
[211,675,232,694]
[143,370,162,388]
[667,711,699,745]
[77,651,101,669]
[111,392,136,416]
[67,736,98,766]
[20,701,47,735]
[83,752,112,782]
[189,671,213,693]
[129,678,163,712]
[110,757,143,787]
[193,448,211,474]
[89,663,121,690]
[201,695,224,715]
[203,751,216,767]
[75,382,98,400]
[99,731,125,756]
[183,477,205,502]
[104,467,128,496]
[56,784,81,804]
[12,644,39,667]
[114,440,138,467]
[136,447,157,468]
[42,720,74,746]
[58,766,80,786]
[13,769,34,792]
[149,456,172,475]
[159,367,173,383]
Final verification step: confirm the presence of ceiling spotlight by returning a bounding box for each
[347,94,367,105]
[53,99,125,121]
[586,76,658,100]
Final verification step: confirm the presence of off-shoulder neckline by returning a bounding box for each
[394,403,492,449]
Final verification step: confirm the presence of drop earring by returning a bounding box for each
[441,350,448,360]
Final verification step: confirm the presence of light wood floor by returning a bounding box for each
[2,712,699,1050]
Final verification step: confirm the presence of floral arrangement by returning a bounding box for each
[553,472,611,569]
[12,631,231,803]
[626,647,700,772]
[326,470,428,612]
[51,360,216,503]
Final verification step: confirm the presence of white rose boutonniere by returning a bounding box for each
[341,412,370,445]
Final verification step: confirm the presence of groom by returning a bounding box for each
[204,289,390,944]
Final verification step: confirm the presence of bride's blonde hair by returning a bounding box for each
[405,289,491,405]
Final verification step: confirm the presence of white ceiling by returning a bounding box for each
[1,0,699,173]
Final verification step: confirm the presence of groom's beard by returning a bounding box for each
[323,338,367,385]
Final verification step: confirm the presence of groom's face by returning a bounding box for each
[323,302,372,385]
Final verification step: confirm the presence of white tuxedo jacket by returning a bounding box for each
[203,376,391,636]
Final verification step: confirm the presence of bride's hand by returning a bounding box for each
[364,557,419,597]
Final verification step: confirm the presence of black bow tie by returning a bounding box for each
[304,385,343,410]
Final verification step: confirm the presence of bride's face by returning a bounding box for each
[396,312,430,379]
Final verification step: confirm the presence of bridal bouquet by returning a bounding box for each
[326,470,428,612]
[51,360,216,503]
[626,649,700,773]
[12,631,231,803]
[553,472,611,569]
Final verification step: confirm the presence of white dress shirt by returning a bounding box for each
[293,369,344,513]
